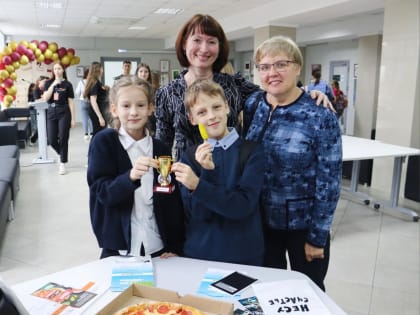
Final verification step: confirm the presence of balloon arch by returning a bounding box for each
[0,40,80,108]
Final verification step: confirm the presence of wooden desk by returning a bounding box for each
[12,256,346,314]
[342,135,420,221]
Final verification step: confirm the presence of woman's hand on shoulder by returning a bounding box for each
[309,90,336,112]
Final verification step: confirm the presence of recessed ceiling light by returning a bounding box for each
[40,24,61,28]
[128,26,148,30]
[154,8,183,15]
[36,1,64,9]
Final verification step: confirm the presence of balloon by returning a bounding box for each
[30,40,39,46]
[6,86,17,96]
[3,78,13,88]
[12,61,20,70]
[8,41,18,51]
[10,52,21,62]
[3,46,12,55]
[19,40,29,48]
[57,47,67,58]
[48,42,58,52]
[28,42,37,51]
[39,41,48,52]
[52,52,59,61]
[2,55,12,65]
[9,72,17,80]
[70,56,80,65]
[36,54,45,63]
[44,58,53,65]
[44,48,53,59]
[20,55,30,65]
[35,48,42,57]
[0,87,6,96]
[16,45,27,55]
[3,94,13,106]
[0,70,9,80]
[67,48,75,56]
[61,55,70,65]
[5,65,15,73]
[0,63,5,70]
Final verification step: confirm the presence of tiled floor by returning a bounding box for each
[0,125,419,315]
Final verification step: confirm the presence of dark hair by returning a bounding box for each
[312,69,321,84]
[123,60,132,65]
[175,14,229,72]
[135,63,152,83]
[49,62,68,81]
[83,67,89,79]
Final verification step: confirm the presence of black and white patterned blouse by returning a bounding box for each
[155,69,259,159]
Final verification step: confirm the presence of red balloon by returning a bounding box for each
[2,56,12,65]
[0,95,4,102]
[3,78,13,88]
[16,45,27,55]
[31,40,39,46]
[39,41,48,53]
[26,50,35,61]
[0,63,5,70]
[0,87,6,96]
[44,58,53,65]
[67,48,75,56]
[11,52,21,62]
[58,47,67,58]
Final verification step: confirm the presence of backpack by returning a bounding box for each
[334,91,348,117]
[185,140,259,175]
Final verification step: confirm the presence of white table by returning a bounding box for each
[30,101,54,164]
[342,135,420,221]
[12,256,346,314]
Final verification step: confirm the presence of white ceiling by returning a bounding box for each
[0,0,385,44]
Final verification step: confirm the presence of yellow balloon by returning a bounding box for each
[44,49,53,59]
[6,65,15,73]
[52,53,59,61]
[12,61,20,70]
[48,42,58,53]
[61,55,70,65]
[0,70,9,80]
[70,56,80,65]
[28,42,37,51]
[10,72,17,80]
[20,55,30,65]
[19,40,29,48]
[4,95,14,106]
[6,86,17,96]
[8,41,18,51]
[3,46,12,55]
[35,48,42,57]
[37,55,45,63]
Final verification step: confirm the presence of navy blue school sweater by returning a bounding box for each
[87,128,185,255]
[179,137,265,266]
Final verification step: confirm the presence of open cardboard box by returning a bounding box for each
[96,284,234,315]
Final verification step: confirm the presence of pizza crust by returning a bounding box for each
[114,301,205,315]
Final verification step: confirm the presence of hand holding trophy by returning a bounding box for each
[154,156,176,193]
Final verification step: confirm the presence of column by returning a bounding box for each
[371,0,420,195]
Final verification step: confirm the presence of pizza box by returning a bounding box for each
[96,284,234,315]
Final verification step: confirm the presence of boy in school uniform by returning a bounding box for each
[171,79,265,266]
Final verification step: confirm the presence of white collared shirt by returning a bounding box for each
[118,127,163,256]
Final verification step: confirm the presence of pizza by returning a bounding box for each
[114,301,205,315]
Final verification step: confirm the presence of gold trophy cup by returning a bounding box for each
[157,156,172,187]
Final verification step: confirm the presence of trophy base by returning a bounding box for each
[153,184,176,194]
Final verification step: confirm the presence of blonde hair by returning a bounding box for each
[221,61,235,75]
[254,36,303,68]
[109,76,154,129]
[184,79,227,113]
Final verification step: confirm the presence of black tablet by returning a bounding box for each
[211,271,257,295]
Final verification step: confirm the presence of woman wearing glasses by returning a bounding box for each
[243,36,342,291]
[155,14,330,160]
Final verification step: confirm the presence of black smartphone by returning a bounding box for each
[211,271,257,295]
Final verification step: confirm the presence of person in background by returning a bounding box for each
[87,76,185,259]
[75,67,93,140]
[171,79,264,265]
[42,62,76,175]
[29,76,49,144]
[306,68,334,101]
[331,79,348,118]
[84,61,109,137]
[114,60,132,81]
[135,63,152,84]
[155,14,331,160]
[243,36,342,291]
[33,76,49,100]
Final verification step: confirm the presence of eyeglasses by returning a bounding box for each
[255,60,296,73]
